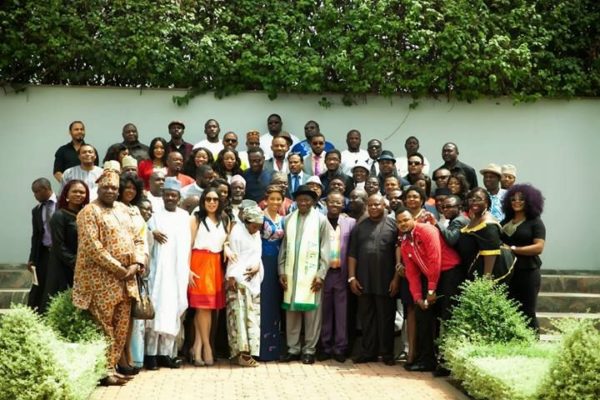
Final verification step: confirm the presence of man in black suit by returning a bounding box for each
[27,178,56,312]
[434,143,478,190]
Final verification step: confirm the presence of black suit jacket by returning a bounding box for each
[28,204,45,265]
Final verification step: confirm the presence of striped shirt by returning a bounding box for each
[61,165,103,199]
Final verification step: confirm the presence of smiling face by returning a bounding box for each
[379,160,395,175]
[442,197,460,220]
[153,141,166,160]
[404,189,423,211]
[266,191,283,213]
[194,149,210,167]
[66,182,87,208]
[467,190,489,217]
[97,183,118,207]
[407,155,423,175]
[78,144,96,166]
[364,177,380,196]
[307,182,322,198]
[352,166,368,183]
[329,178,345,194]
[248,151,264,172]
[222,151,237,171]
[296,193,315,215]
[326,192,344,218]
[448,176,461,195]
[162,189,180,212]
[483,172,500,192]
[204,191,220,214]
[510,192,526,213]
[138,200,153,221]
[384,176,400,195]
[121,181,137,205]
[387,189,403,211]
[501,174,516,189]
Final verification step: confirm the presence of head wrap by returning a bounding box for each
[246,130,260,140]
[243,205,264,224]
[103,160,121,173]
[96,169,120,187]
[121,155,138,169]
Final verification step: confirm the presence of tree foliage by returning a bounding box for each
[0,0,598,105]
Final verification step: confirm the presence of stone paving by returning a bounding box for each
[91,359,468,400]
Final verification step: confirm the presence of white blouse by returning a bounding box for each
[192,217,227,252]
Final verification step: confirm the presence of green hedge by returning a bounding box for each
[45,289,104,343]
[1,0,598,104]
[441,278,600,400]
[0,305,106,400]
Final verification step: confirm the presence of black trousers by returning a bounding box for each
[414,267,465,367]
[357,294,396,359]
[508,268,541,332]
[28,246,49,313]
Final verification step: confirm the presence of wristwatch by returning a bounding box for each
[427,290,435,296]
[348,276,356,283]
[510,245,517,252]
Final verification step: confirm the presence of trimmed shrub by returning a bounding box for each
[537,319,600,400]
[442,277,535,346]
[45,289,104,343]
[0,305,71,399]
[0,305,107,400]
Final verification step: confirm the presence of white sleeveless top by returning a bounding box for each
[193,217,227,252]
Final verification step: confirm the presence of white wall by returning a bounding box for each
[0,85,598,270]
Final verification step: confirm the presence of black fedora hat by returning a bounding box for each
[293,184,318,201]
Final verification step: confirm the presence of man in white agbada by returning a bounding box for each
[145,177,190,369]
[225,205,264,367]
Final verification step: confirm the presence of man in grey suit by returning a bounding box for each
[264,132,293,174]
[303,133,328,176]
[437,195,469,246]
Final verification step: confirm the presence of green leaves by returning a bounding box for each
[0,0,598,104]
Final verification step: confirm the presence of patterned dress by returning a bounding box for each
[259,214,284,361]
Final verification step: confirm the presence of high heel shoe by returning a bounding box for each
[189,349,205,367]
[203,347,214,366]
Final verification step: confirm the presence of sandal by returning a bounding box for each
[238,354,259,368]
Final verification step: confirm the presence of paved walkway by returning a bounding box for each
[91,359,468,400]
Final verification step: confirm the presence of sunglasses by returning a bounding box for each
[205,197,220,203]
[224,138,237,143]
[408,161,422,166]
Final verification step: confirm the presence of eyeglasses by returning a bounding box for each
[408,161,422,166]
[224,138,237,143]
[205,197,220,203]
[312,141,325,145]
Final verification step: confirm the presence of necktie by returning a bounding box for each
[314,155,321,175]
[293,174,300,193]
[370,160,377,176]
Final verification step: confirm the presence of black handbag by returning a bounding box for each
[468,247,516,285]
[132,275,155,320]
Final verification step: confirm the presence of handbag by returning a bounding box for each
[467,247,516,285]
[132,275,155,320]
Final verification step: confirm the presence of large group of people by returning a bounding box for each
[27,114,546,385]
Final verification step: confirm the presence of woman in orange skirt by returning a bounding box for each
[189,188,233,366]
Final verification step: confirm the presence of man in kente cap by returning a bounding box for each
[145,177,190,370]
[72,167,146,385]
[278,184,331,365]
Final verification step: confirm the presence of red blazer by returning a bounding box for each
[400,223,460,301]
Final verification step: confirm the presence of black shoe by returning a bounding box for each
[301,354,315,364]
[316,352,331,362]
[395,351,408,362]
[157,355,182,369]
[280,353,301,362]
[116,365,140,376]
[405,362,435,372]
[333,354,347,363]
[382,357,396,366]
[432,366,451,377]
[352,355,377,364]
[144,355,159,371]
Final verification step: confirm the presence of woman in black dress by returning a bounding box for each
[456,187,504,280]
[40,179,90,313]
[500,184,546,332]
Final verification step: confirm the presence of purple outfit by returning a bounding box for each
[320,214,356,356]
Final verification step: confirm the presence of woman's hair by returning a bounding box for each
[118,174,144,206]
[57,179,90,209]
[466,187,492,210]
[103,143,128,164]
[412,174,432,198]
[501,183,545,221]
[213,148,242,179]
[184,147,214,177]
[209,178,231,202]
[403,185,426,207]
[148,137,169,162]
[195,187,225,229]
[264,184,285,200]
[448,172,470,199]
